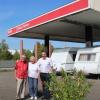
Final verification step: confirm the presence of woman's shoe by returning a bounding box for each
[30,96,34,100]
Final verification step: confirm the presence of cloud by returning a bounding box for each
[0,11,14,22]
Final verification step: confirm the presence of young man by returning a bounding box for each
[38,52,53,100]
[15,55,28,100]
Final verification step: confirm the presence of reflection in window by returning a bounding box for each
[78,53,96,61]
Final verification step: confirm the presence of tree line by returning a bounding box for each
[0,40,34,60]
[0,40,52,60]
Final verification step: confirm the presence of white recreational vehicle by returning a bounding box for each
[74,47,100,75]
[51,47,79,72]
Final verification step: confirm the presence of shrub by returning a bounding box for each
[47,70,91,100]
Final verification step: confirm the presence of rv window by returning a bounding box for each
[72,54,76,61]
[79,53,96,61]
[79,54,88,61]
[89,54,96,61]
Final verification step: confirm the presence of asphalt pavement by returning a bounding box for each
[0,71,100,100]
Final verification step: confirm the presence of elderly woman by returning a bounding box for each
[28,56,40,100]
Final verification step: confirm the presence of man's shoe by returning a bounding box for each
[34,96,37,100]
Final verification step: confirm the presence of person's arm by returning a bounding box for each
[37,59,41,69]
[15,60,18,80]
[35,63,40,79]
[15,63,17,80]
[37,60,40,71]
[49,58,54,73]
[37,66,40,77]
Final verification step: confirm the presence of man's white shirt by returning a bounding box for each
[28,62,40,78]
[37,57,53,73]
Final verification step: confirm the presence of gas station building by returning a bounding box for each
[8,0,100,56]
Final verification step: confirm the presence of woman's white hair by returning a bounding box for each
[30,56,36,62]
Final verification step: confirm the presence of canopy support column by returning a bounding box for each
[85,26,93,47]
[44,35,49,57]
[20,39,23,57]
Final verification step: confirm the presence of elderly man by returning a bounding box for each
[15,55,28,100]
[38,52,53,100]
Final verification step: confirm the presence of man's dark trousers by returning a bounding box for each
[40,73,51,99]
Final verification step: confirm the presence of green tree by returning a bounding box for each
[23,49,33,60]
[37,43,44,59]
[13,51,20,60]
[0,39,13,60]
[0,50,13,60]
[0,39,8,51]
[33,42,54,59]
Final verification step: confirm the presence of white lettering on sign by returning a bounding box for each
[16,23,30,31]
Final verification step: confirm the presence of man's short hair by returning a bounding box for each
[21,55,26,59]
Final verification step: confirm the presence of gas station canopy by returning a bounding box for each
[8,0,100,43]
